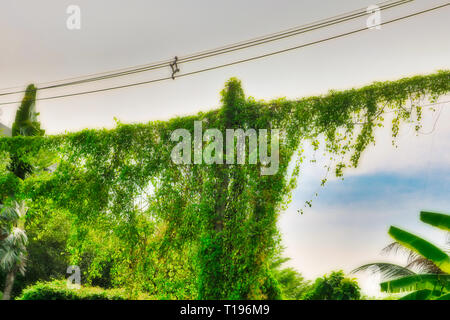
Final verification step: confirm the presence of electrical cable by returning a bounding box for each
[0,2,447,106]
[0,0,412,96]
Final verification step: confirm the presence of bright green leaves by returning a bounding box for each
[436,292,450,300]
[355,211,450,299]
[420,211,450,231]
[0,71,449,299]
[398,289,431,300]
[388,226,450,273]
[381,274,450,294]
[378,212,450,299]
[303,270,361,300]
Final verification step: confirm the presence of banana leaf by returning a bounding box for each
[388,226,450,273]
[420,211,450,231]
[399,289,431,300]
[380,274,450,293]
[435,292,450,300]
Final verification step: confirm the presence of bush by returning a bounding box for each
[16,280,128,300]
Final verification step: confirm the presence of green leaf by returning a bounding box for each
[388,226,450,273]
[380,274,450,293]
[420,211,450,231]
[399,289,431,300]
[435,292,450,300]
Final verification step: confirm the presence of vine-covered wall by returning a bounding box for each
[0,70,448,299]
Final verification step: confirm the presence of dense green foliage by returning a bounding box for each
[303,271,361,300]
[17,280,129,300]
[0,71,448,299]
[0,85,46,300]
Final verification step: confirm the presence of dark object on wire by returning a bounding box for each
[170,57,180,80]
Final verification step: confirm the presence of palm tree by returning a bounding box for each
[0,84,44,299]
[353,211,450,300]
[0,201,28,300]
[270,257,311,299]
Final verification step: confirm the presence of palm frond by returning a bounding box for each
[14,200,28,218]
[17,252,27,275]
[0,248,18,271]
[382,242,406,256]
[0,205,19,223]
[382,241,421,264]
[352,263,415,281]
[405,256,444,275]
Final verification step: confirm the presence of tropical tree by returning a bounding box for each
[303,270,361,300]
[0,71,448,299]
[353,211,450,300]
[0,84,44,299]
[0,201,28,300]
[270,257,311,299]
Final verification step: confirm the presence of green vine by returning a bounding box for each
[0,70,448,299]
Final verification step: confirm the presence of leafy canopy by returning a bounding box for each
[0,71,448,299]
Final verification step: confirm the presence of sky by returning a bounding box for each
[1,0,449,297]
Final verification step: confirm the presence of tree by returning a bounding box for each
[270,257,310,299]
[0,71,448,299]
[353,211,450,300]
[0,84,44,299]
[303,271,361,300]
[0,201,28,300]
[10,84,44,179]
[11,84,43,138]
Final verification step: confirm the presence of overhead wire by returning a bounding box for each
[0,2,448,106]
[0,0,412,97]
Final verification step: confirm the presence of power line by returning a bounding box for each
[0,0,412,96]
[177,0,412,65]
[0,0,409,94]
[0,3,448,107]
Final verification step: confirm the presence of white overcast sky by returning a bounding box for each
[1,0,450,297]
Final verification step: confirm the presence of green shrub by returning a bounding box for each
[303,271,361,300]
[16,280,128,300]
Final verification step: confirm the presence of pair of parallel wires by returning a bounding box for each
[0,0,448,106]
